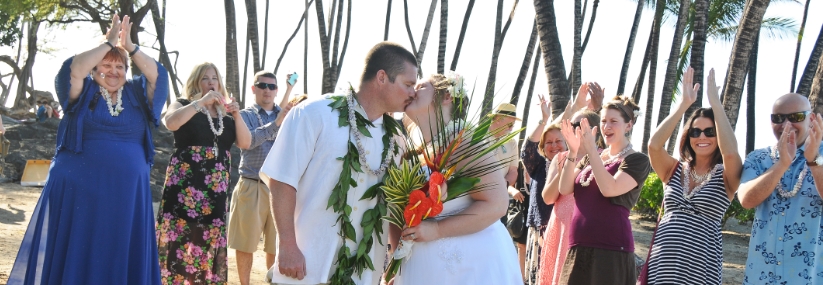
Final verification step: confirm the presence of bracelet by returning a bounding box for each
[129,45,140,57]
[193,101,205,113]
[103,42,115,50]
[566,156,577,163]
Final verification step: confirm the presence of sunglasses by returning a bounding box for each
[688,127,717,138]
[771,111,810,124]
[254,82,278,90]
[571,122,581,129]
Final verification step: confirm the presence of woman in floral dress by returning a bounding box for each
[156,62,251,284]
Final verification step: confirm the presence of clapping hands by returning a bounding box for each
[104,14,137,53]
[681,67,700,109]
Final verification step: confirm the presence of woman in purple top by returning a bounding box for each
[556,95,651,284]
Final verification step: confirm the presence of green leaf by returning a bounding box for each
[357,124,372,138]
[446,177,482,201]
[345,223,357,241]
[344,205,353,216]
[360,182,382,200]
[356,242,367,258]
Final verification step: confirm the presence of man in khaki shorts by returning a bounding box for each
[228,70,295,285]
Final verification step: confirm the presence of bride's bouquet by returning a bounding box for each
[381,72,522,282]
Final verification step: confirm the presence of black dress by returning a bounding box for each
[156,99,237,284]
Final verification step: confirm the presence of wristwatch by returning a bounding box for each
[807,155,823,167]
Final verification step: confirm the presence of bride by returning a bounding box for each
[389,73,522,284]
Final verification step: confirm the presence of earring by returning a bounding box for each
[100,73,105,78]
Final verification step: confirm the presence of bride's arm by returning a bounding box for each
[401,151,508,242]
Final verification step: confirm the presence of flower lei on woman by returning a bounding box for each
[326,86,402,285]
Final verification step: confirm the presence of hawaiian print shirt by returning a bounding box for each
[741,144,823,284]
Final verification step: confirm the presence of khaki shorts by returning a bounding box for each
[228,176,277,254]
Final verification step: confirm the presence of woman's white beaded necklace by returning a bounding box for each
[195,101,225,152]
[682,162,723,200]
[579,144,633,187]
[770,145,808,198]
[100,86,124,116]
[346,91,394,176]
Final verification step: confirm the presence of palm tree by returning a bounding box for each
[797,23,823,96]
[261,0,270,70]
[450,0,476,71]
[402,0,438,77]
[616,0,645,96]
[790,0,811,92]
[570,0,582,93]
[519,46,543,149]
[149,0,182,102]
[684,0,708,120]
[721,0,772,129]
[535,0,570,116]
[746,34,759,154]
[315,0,352,94]
[273,0,315,74]
[660,0,690,153]
[510,20,538,107]
[384,0,392,40]
[437,0,448,74]
[481,0,519,115]
[224,0,241,103]
[640,0,666,154]
[809,53,823,113]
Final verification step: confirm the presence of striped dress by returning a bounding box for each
[646,163,730,284]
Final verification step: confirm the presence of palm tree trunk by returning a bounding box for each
[450,0,476,71]
[242,37,251,108]
[535,0,570,116]
[797,22,823,97]
[519,47,543,149]
[274,0,315,74]
[437,0,448,74]
[261,0,270,70]
[685,0,708,119]
[569,0,582,94]
[510,20,538,106]
[746,35,759,155]
[482,0,519,115]
[640,0,666,154]
[402,0,418,58]
[618,0,644,97]
[809,50,823,114]
[149,0,181,101]
[631,31,653,103]
[657,0,690,126]
[580,0,599,54]
[415,0,439,77]
[790,0,811,93]
[721,0,771,129]
[384,0,392,41]
[13,20,38,111]
[3,22,24,105]
[224,0,241,102]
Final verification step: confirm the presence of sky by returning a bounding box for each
[1,0,821,157]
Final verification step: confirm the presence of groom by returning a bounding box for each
[260,42,417,285]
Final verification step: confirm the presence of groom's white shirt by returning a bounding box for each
[260,94,389,285]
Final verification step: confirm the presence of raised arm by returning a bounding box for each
[578,118,640,197]
[558,120,583,195]
[119,15,159,103]
[542,151,566,204]
[68,16,123,104]
[550,84,590,126]
[528,94,551,142]
[648,67,699,183]
[274,75,296,126]
[706,68,742,199]
[163,91,224,131]
[226,100,252,149]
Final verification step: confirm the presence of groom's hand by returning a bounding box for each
[278,243,307,280]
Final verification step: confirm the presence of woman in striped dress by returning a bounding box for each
[645,67,742,284]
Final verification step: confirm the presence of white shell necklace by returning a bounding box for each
[770,145,808,198]
[100,86,124,116]
[346,91,395,176]
[682,162,723,200]
[579,144,633,187]
[196,103,225,152]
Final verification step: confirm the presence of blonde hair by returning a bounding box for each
[429,74,468,121]
[184,62,229,113]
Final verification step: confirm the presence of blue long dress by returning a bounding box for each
[8,57,168,285]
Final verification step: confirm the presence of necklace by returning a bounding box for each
[579,144,633,187]
[682,162,723,200]
[197,105,225,152]
[346,91,395,176]
[770,146,808,198]
[100,86,124,116]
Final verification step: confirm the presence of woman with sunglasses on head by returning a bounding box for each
[156,62,251,284]
[643,67,741,284]
[9,15,167,284]
[556,93,650,284]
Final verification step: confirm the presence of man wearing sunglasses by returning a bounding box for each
[738,93,823,284]
[228,70,296,285]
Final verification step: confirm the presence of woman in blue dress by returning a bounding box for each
[8,15,167,284]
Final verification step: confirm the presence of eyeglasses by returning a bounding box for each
[771,111,810,124]
[688,127,717,138]
[254,82,277,90]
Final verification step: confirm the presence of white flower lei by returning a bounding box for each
[346,91,395,176]
[682,162,724,200]
[579,144,633,187]
[100,86,124,116]
[447,70,466,99]
[770,146,808,198]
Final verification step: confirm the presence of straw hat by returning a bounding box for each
[489,103,521,121]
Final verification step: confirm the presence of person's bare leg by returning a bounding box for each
[236,250,254,285]
[517,243,527,281]
[266,253,275,269]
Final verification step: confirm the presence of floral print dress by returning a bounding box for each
[156,99,237,285]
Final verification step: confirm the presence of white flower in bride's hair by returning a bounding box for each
[447,71,466,99]
[634,110,643,118]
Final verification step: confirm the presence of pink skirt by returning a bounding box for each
[537,193,575,285]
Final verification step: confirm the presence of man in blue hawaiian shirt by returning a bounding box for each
[738,93,823,284]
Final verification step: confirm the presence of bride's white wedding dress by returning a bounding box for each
[394,195,522,285]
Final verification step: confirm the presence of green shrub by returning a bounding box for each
[632,171,755,225]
